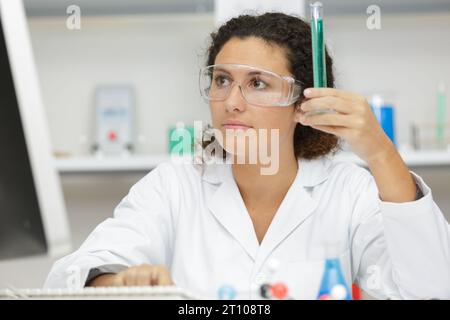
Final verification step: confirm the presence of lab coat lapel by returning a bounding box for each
[204,162,259,261]
[256,157,331,264]
[201,157,332,264]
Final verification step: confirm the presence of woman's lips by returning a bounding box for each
[222,124,252,130]
[222,120,252,130]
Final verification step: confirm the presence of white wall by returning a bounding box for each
[28,14,214,156]
[27,12,450,156]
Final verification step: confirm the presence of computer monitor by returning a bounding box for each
[0,0,71,259]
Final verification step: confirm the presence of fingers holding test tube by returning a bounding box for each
[300,87,366,115]
[295,87,394,165]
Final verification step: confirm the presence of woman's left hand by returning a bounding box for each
[295,87,395,165]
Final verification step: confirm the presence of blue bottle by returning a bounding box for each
[372,105,396,146]
[370,94,396,146]
[317,258,351,300]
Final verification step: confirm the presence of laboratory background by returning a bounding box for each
[0,0,449,299]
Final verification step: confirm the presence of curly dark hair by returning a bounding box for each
[202,12,340,160]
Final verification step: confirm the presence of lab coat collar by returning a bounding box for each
[200,157,232,185]
[297,156,332,187]
[202,156,332,262]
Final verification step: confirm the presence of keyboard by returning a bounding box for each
[0,286,201,300]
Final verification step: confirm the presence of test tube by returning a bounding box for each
[310,2,327,88]
[308,2,335,116]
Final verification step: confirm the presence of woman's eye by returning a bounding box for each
[214,75,230,87]
[250,78,268,90]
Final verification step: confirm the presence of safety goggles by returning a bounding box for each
[199,63,303,107]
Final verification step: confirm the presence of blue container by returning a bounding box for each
[317,258,351,300]
[371,105,396,146]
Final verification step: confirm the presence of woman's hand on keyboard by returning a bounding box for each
[89,264,174,287]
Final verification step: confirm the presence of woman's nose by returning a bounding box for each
[224,83,247,113]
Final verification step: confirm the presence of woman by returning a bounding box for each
[45,13,450,299]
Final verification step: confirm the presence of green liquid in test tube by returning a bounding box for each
[309,2,334,116]
[310,2,327,88]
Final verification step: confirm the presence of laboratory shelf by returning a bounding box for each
[54,154,171,173]
[54,150,450,173]
[334,150,450,167]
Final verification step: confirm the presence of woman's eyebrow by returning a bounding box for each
[213,67,231,74]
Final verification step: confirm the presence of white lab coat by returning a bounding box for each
[44,156,450,299]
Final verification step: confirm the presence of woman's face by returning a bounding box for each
[209,36,299,163]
